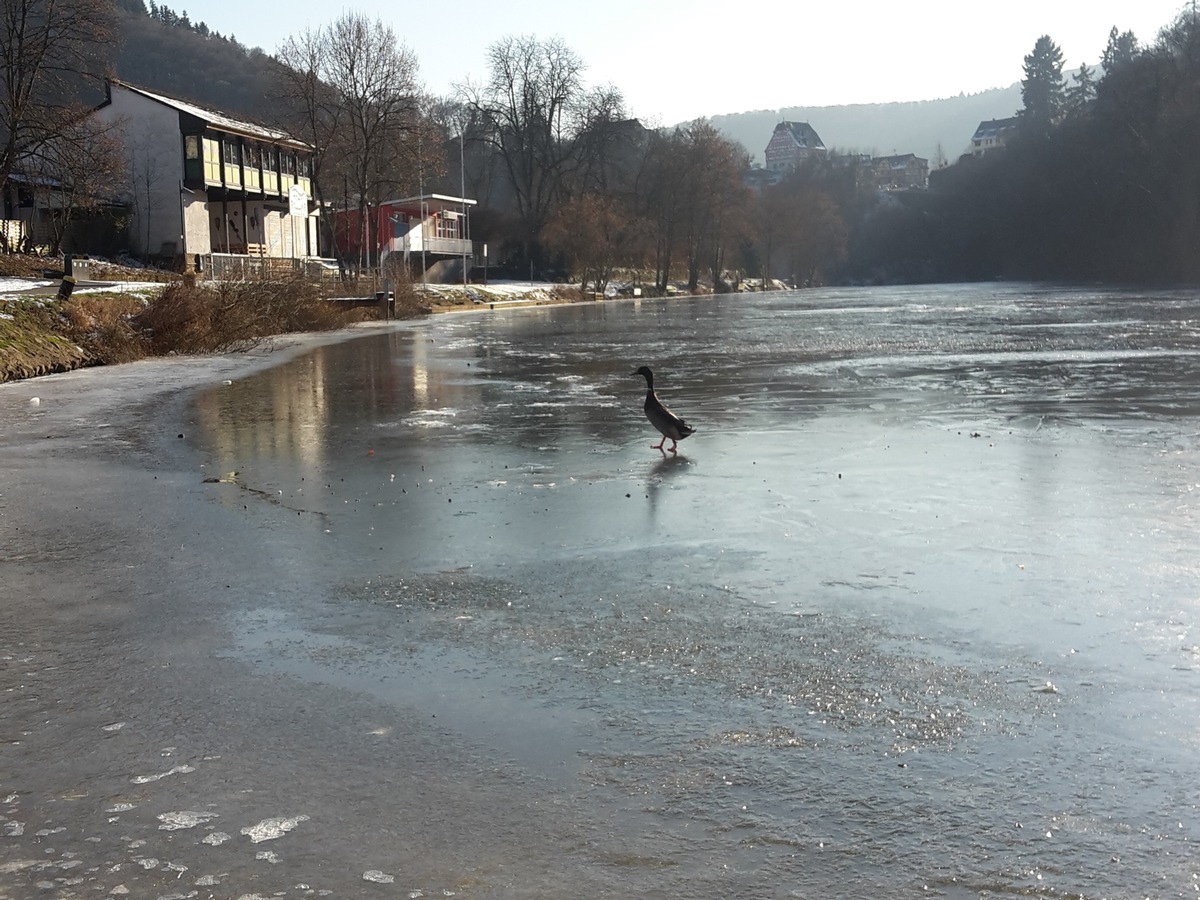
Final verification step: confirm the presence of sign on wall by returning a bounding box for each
[288,184,307,218]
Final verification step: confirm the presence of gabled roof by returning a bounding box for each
[971,117,1019,141]
[101,79,310,151]
[875,153,927,168]
[772,120,826,151]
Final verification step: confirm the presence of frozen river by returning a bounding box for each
[2,282,1199,897]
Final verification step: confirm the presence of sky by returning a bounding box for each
[192,0,1191,124]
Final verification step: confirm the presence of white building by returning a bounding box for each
[966,117,1018,158]
[94,80,320,268]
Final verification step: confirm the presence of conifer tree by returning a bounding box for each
[1101,27,1140,76]
[1065,63,1096,118]
[1020,35,1067,140]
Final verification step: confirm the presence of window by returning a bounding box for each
[437,212,459,240]
[184,135,199,159]
[202,136,221,182]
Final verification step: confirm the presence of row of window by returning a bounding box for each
[184,133,312,187]
[390,211,464,241]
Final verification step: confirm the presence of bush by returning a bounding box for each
[135,276,357,355]
[1,270,425,383]
[61,294,150,365]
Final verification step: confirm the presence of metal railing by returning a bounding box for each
[204,253,342,282]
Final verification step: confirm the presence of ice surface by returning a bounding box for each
[157,812,218,830]
[3,286,1199,898]
[239,815,309,843]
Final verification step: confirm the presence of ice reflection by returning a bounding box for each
[188,283,1200,897]
[644,452,694,520]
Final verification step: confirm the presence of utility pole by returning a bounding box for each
[460,130,468,286]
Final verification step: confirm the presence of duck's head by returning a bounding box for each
[633,365,654,385]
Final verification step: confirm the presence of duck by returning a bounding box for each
[633,366,695,453]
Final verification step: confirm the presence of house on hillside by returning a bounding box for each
[764,121,827,173]
[334,194,477,283]
[871,153,929,190]
[966,117,1018,157]
[93,80,322,273]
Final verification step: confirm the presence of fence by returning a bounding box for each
[203,253,342,283]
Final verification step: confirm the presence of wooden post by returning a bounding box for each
[56,276,76,301]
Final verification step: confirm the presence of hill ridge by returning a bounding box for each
[698,84,1023,166]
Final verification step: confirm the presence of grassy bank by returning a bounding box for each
[0,275,421,384]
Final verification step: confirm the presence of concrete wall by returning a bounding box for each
[94,87,185,257]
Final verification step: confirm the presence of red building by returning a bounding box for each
[334,193,476,281]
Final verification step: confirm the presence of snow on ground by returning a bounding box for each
[0,277,171,303]
[0,277,55,294]
[417,280,570,306]
[74,281,166,295]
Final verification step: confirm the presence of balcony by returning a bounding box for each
[423,236,473,256]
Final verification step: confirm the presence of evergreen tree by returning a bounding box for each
[1101,26,1140,76]
[1065,63,1096,118]
[1020,35,1066,140]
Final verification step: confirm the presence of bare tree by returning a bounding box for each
[23,116,124,256]
[761,170,848,287]
[0,0,117,252]
[639,120,750,291]
[125,136,163,254]
[276,13,432,268]
[543,191,645,295]
[459,35,589,262]
[275,28,344,256]
[568,85,633,197]
[639,128,688,290]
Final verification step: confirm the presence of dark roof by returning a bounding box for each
[774,120,826,150]
[875,153,927,167]
[971,117,1019,141]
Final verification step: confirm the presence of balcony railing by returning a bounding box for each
[422,236,473,256]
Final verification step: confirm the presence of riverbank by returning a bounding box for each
[0,261,585,383]
[0,272,378,383]
[0,249,775,383]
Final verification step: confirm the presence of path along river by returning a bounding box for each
[2,282,1198,898]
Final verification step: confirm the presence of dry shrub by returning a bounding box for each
[136,276,358,355]
[0,253,57,278]
[60,294,149,364]
[393,280,428,316]
[333,263,429,318]
[87,261,179,283]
